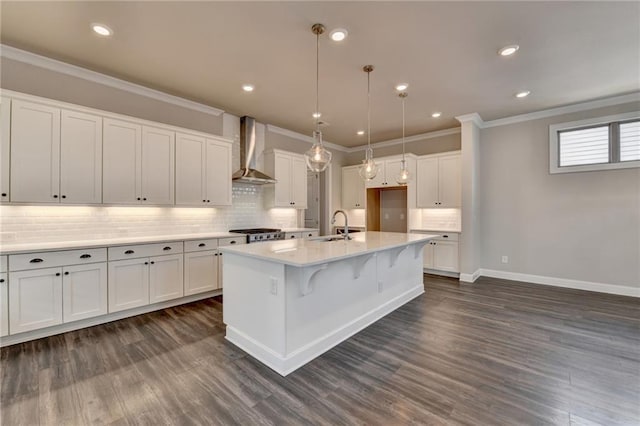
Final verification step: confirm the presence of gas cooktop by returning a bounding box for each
[229,228,285,243]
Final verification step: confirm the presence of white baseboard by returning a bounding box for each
[424,268,460,279]
[479,269,640,298]
[226,284,425,376]
[0,289,222,347]
[459,269,481,283]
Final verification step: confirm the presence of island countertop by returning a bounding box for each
[218,231,437,267]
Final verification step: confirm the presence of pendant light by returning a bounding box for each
[359,65,379,180]
[304,23,332,172]
[396,92,411,185]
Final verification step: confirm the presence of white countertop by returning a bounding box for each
[219,231,438,267]
[281,228,319,233]
[0,231,242,255]
[411,228,461,234]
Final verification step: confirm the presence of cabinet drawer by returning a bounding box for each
[0,256,6,273]
[108,242,184,261]
[184,239,219,253]
[303,230,319,238]
[285,232,302,240]
[218,237,246,247]
[436,233,458,241]
[10,248,107,271]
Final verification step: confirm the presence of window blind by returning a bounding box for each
[620,120,640,162]
[558,126,609,167]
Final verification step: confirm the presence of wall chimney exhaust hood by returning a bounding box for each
[232,116,277,185]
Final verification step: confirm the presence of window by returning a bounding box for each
[550,112,640,174]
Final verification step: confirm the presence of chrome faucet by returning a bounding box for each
[331,210,351,240]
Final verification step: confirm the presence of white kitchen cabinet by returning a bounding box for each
[184,250,219,296]
[141,126,175,205]
[420,233,459,274]
[417,153,461,208]
[60,110,103,204]
[264,150,307,208]
[108,258,150,313]
[365,157,412,188]
[149,254,184,303]
[0,273,8,337]
[285,232,303,240]
[303,230,319,238]
[9,267,63,334]
[0,97,10,203]
[175,133,232,206]
[10,99,61,203]
[103,118,142,204]
[342,166,365,209]
[62,262,108,323]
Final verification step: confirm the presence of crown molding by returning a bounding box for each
[348,127,461,152]
[265,124,348,152]
[481,92,640,129]
[455,113,485,128]
[0,44,225,116]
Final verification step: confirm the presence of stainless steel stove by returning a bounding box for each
[229,228,285,244]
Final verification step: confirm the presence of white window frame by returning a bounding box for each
[549,111,640,174]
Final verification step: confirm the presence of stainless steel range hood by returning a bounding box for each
[232,116,277,185]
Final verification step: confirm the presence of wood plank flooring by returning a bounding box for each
[1,275,639,425]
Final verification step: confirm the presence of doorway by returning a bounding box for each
[366,186,407,232]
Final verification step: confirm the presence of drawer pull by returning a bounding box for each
[230,241,236,244]
[30,258,44,263]
[80,254,92,259]
[125,250,135,255]
[163,246,172,251]
[198,243,206,247]
[0,279,4,283]
[442,235,448,238]
[55,272,61,276]
[64,272,69,276]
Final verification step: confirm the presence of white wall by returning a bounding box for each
[479,102,640,289]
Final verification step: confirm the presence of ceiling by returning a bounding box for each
[1,1,638,147]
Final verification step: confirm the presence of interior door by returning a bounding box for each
[175,133,206,206]
[10,99,61,203]
[103,118,142,204]
[205,138,232,206]
[416,157,439,207]
[60,110,103,204]
[141,126,175,205]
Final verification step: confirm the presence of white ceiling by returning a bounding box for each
[1,1,638,147]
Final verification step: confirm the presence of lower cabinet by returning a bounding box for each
[109,254,184,313]
[9,267,63,334]
[184,250,219,296]
[62,263,108,323]
[0,272,7,337]
[421,235,460,274]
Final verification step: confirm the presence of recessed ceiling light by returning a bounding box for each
[431,112,442,118]
[330,28,348,42]
[312,112,322,118]
[242,84,255,92]
[91,23,113,37]
[357,130,365,135]
[498,45,520,56]
[515,90,531,98]
[395,83,409,91]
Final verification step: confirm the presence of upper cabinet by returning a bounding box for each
[10,100,103,204]
[365,157,411,188]
[416,153,461,208]
[0,97,10,202]
[103,120,175,205]
[176,133,232,206]
[264,150,307,209]
[342,165,365,209]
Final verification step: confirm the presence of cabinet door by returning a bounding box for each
[62,263,107,323]
[384,159,405,187]
[60,110,103,204]
[342,167,360,209]
[433,241,459,272]
[417,157,439,207]
[175,133,206,206]
[365,162,386,188]
[0,273,8,337]
[141,126,175,205]
[423,242,434,269]
[184,250,219,296]
[108,258,149,313]
[103,119,142,204]
[291,156,308,208]
[149,254,183,303]
[10,100,61,203]
[273,153,292,207]
[438,155,461,208]
[0,97,10,202]
[205,138,232,206]
[9,267,63,334]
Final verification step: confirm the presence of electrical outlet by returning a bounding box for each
[270,277,278,295]
[501,256,509,264]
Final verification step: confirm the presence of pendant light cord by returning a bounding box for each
[315,31,320,133]
[402,94,406,160]
[367,70,371,149]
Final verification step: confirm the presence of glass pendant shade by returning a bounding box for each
[396,159,411,185]
[359,147,379,180]
[305,130,332,172]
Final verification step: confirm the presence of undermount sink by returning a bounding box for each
[312,236,348,243]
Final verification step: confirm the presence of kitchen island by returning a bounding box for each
[220,231,436,376]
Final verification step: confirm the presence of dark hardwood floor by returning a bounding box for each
[1,275,639,425]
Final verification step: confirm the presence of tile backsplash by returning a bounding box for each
[420,208,461,231]
[0,184,298,243]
